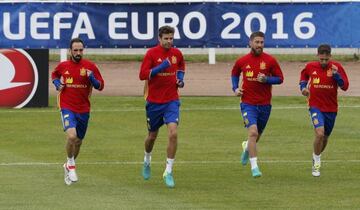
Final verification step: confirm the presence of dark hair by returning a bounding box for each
[158,25,175,38]
[69,38,84,49]
[317,44,331,55]
[250,31,265,40]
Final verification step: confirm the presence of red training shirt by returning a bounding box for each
[51,59,104,113]
[300,61,349,112]
[139,44,185,103]
[231,52,284,105]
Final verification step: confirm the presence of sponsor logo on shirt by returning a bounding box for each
[245,71,253,77]
[158,72,175,76]
[312,77,320,84]
[65,77,73,84]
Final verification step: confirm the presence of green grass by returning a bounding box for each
[0,96,359,209]
[49,53,360,62]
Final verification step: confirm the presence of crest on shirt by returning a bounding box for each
[312,71,317,75]
[245,71,253,77]
[64,70,70,75]
[65,77,73,84]
[171,56,177,64]
[326,69,332,77]
[312,77,320,84]
[245,64,251,69]
[80,68,87,76]
[157,58,162,62]
[260,61,266,70]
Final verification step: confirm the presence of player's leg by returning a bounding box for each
[142,102,164,180]
[64,127,80,182]
[73,112,89,159]
[60,110,79,184]
[142,130,158,180]
[240,103,262,177]
[309,107,325,177]
[321,112,337,153]
[247,125,262,177]
[240,103,257,166]
[162,100,180,188]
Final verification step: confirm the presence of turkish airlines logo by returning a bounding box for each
[0,49,38,108]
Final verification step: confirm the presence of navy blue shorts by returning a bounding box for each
[60,109,90,140]
[240,103,272,134]
[309,107,337,136]
[146,100,180,132]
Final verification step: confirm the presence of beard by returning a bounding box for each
[320,63,328,69]
[251,47,263,56]
[72,54,82,63]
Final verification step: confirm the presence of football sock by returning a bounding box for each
[313,153,321,165]
[144,151,151,165]
[249,157,258,170]
[165,158,174,173]
[67,156,75,166]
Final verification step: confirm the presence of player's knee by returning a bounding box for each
[67,133,78,143]
[248,130,259,139]
[315,129,325,139]
[147,132,158,142]
[75,140,82,146]
[168,129,178,140]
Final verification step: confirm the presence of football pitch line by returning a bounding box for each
[0,159,359,166]
[1,105,360,113]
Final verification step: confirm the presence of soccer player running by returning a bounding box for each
[231,31,284,178]
[51,38,104,185]
[139,25,185,188]
[299,44,349,177]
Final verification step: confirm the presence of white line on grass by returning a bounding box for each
[1,159,359,166]
[1,105,360,113]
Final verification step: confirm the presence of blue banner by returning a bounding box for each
[0,2,359,48]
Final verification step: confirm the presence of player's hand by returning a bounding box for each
[234,88,243,97]
[176,79,184,88]
[53,79,65,91]
[331,64,338,75]
[257,73,267,83]
[301,88,310,97]
[86,69,93,77]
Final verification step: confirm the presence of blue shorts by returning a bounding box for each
[60,109,90,140]
[146,100,180,132]
[240,103,272,134]
[309,107,337,136]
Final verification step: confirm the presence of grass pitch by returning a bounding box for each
[0,96,359,209]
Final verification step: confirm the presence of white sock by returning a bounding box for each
[67,156,75,166]
[144,151,151,165]
[249,157,258,170]
[165,158,175,174]
[244,140,248,151]
[313,153,321,165]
